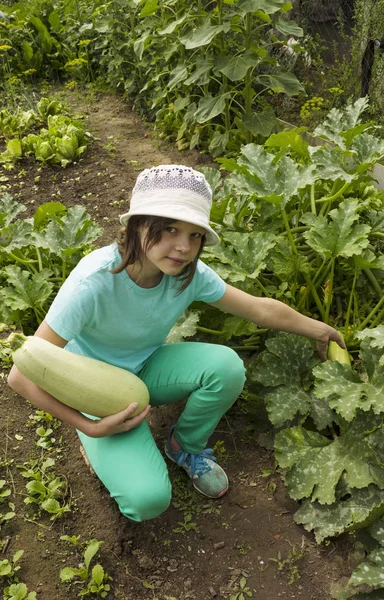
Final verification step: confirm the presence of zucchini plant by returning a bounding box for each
[200,97,384,348]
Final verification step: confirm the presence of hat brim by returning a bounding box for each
[119,208,220,246]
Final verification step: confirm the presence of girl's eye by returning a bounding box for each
[191,232,203,239]
[165,226,177,233]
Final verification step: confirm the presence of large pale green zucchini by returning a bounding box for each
[10,334,150,418]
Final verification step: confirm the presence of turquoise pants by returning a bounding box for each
[77,342,246,522]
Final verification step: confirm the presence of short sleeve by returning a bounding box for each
[192,260,226,303]
[45,276,95,342]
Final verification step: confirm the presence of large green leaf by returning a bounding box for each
[275,412,384,504]
[216,51,262,82]
[158,14,188,35]
[352,132,384,166]
[168,63,188,90]
[313,97,369,148]
[180,19,230,49]
[256,72,304,97]
[271,240,312,281]
[203,230,277,282]
[308,145,355,182]
[0,266,53,312]
[229,144,316,206]
[303,199,371,259]
[34,206,102,257]
[242,106,276,137]
[194,93,231,124]
[248,334,321,427]
[274,16,304,37]
[184,59,213,86]
[313,361,367,422]
[237,0,288,15]
[294,485,384,543]
[349,548,384,589]
[0,221,35,252]
[0,194,27,227]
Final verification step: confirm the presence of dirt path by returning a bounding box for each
[0,90,352,600]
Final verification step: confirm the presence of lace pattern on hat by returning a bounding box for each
[133,165,211,200]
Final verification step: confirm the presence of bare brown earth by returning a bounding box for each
[0,89,354,600]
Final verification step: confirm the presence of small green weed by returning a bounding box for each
[60,537,112,598]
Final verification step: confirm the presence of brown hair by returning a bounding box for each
[110,215,206,293]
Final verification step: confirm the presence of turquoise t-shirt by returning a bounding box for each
[45,244,226,374]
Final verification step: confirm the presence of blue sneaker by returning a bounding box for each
[164,427,229,499]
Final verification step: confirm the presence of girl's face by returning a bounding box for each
[141,220,205,277]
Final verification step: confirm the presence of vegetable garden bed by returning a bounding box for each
[0,89,356,600]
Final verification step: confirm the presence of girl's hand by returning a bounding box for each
[315,325,346,361]
[87,403,151,438]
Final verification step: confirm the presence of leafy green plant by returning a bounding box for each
[247,327,384,544]
[19,457,71,520]
[0,550,24,579]
[229,575,253,600]
[60,537,112,598]
[200,97,384,346]
[0,193,102,335]
[3,582,37,600]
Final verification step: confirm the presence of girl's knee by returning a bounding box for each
[205,345,246,391]
[116,482,172,522]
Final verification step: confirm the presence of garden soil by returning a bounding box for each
[0,90,355,600]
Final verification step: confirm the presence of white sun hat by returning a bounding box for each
[119,164,220,246]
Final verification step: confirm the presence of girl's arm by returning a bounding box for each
[209,284,345,360]
[7,320,150,438]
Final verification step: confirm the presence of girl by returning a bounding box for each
[8,164,344,523]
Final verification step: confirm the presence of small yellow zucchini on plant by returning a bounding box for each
[10,334,150,418]
[327,333,351,366]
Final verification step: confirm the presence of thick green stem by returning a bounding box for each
[360,294,384,329]
[310,183,316,215]
[196,326,223,336]
[243,13,253,143]
[363,268,382,298]
[8,252,38,267]
[316,181,350,204]
[305,275,326,320]
[255,278,271,298]
[230,346,259,351]
[282,208,298,255]
[345,270,357,331]
[324,258,335,323]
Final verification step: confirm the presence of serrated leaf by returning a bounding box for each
[229,144,316,206]
[0,266,53,312]
[314,348,384,421]
[294,485,384,543]
[0,193,27,226]
[304,199,371,259]
[313,97,369,148]
[349,547,384,588]
[356,326,384,349]
[0,220,35,252]
[275,412,384,504]
[249,333,318,387]
[352,132,384,166]
[34,205,102,256]
[165,311,200,343]
[248,334,320,426]
[308,145,355,182]
[203,230,277,281]
[271,240,312,281]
